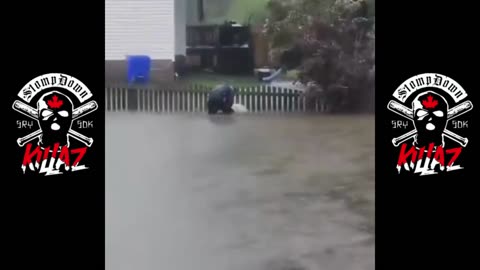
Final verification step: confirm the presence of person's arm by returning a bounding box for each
[225,88,234,107]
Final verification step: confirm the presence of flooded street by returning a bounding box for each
[106,112,375,270]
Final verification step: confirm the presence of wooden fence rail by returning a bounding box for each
[105,85,326,113]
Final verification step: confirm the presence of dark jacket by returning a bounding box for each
[208,84,234,108]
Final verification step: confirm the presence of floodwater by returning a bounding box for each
[106,112,375,270]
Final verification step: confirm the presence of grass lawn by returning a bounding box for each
[177,71,267,88]
[225,0,270,25]
[202,0,270,25]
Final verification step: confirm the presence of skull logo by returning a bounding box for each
[36,91,73,148]
[411,91,448,149]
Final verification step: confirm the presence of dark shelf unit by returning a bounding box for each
[186,23,254,75]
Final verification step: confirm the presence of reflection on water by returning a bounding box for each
[106,112,375,270]
[207,114,237,125]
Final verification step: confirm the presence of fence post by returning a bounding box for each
[110,87,115,111]
[243,87,249,112]
[118,88,125,112]
[262,86,266,112]
[191,85,196,112]
[233,87,237,104]
[256,86,262,113]
[288,89,293,112]
[198,87,201,112]
[112,87,116,112]
[141,89,145,112]
[166,88,170,113]
[185,88,189,113]
[278,87,285,112]
[136,88,141,112]
[178,88,183,112]
[105,87,109,111]
[202,85,207,113]
[152,89,155,113]
[137,89,141,112]
[144,89,147,112]
[185,89,188,113]
[161,89,165,113]
[155,89,159,113]
[175,87,179,113]
[293,90,299,112]
[117,87,121,112]
[249,87,254,113]
[176,86,180,113]
[192,84,196,112]
[303,92,306,112]
[187,88,192,113]
[168,88,172,113]
[179,88,183,113]
[151,89,155,113]
[235,87,239,105]
[265,85,272,112]
[152,89,156,113]
[147,89,150,113]
[113,87,117,111]
[196,84,200,112]
[113,87,118,112]
[193,84,197,112]
[169,88,173,113]
[148,89,152,113]
[273,87,277,112]
[140,89,144,112]
[125,87,136,112]
[110,87,114,112]
[143,89,147,112]
[239,87,245,108]
[123,88,127,111]
[182,88,187,112]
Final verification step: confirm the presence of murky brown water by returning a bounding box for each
[106,112,375,270]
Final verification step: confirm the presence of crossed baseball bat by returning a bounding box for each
[387,100,472,147]
[12,100,98,147]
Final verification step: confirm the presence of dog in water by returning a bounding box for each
[231,103,248,113]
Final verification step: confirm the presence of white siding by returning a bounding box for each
[174,0,187,56]
[105,0,175,60]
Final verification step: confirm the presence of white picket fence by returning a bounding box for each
[105,85,326,113]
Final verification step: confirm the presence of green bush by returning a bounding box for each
[263,0,375,113]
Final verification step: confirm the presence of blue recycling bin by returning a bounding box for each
[127,55,151,84]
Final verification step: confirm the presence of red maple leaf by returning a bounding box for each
[47,95,63,109]
[422,95,438,109]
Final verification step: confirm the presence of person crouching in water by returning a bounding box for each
[207,84,236,114]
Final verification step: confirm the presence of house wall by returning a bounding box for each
[175,0,187,56]
[105,0,175,83]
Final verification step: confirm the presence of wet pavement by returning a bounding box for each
[106,112,375,270]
